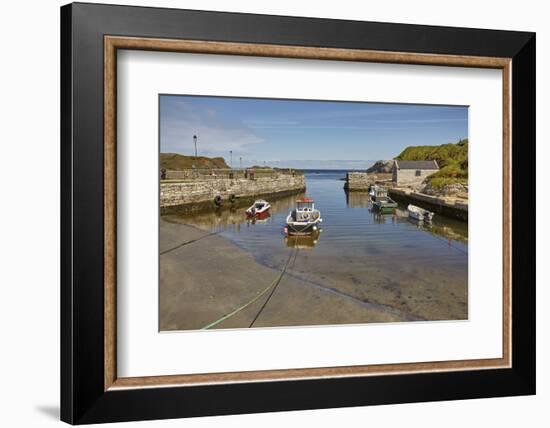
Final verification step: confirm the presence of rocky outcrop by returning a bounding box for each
[422,182,468,198]
[366,160,394,174]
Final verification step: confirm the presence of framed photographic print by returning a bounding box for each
[60,2,535,424]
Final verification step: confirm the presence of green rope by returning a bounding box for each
[201,247,297,330]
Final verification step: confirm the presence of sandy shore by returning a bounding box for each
[160,219,412,331]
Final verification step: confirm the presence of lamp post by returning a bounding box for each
[229,150,233,168]
[193,135,197,158]
[239,156,242,169]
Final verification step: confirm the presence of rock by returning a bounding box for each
[422,182,468,197]
[366,160,394,174]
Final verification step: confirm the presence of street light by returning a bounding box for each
[193,135,197,158]
[239,156,242,169]
[229,150,233,168]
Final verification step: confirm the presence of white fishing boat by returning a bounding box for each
[408,204,434,223]
[245,199,271,219]
[285,198,322,235]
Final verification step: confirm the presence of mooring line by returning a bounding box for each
[290,243,299,269]
[160,231,220,256]
[201,246,297,330]
[249,242,298,328]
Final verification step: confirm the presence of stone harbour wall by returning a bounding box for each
[344,172,375,191]
[389,188,468,222]
[161,175,306,214]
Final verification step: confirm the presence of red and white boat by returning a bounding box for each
[245,199,271,219]
[285,197,322,235]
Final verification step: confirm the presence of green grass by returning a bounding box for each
[395,138,468,168]
[160,153,229,170]
[395,139,468,187]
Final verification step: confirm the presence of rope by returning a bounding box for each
[160,231,220,255]
[201,245,297,330]
[248,246,297,328]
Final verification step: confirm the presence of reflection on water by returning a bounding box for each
[284,231,322,249]
[164,170,468,321]
[345,190,372,208]
[165,171,467,267]
[348,189,468,244]
[168,177,466,245]
[171,192,303,232]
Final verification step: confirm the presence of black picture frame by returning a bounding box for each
[61,2,535,424]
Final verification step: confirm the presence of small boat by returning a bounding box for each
[408,204,434,223]
[370,185,398,214]
[245,199,271,219]
[285,198,322,235]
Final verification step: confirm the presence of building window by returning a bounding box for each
[415,170,421,176]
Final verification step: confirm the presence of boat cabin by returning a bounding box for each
[296,198,315,210]
[253,200,267,210]
[293,198,320,222]
[370,185,389,201]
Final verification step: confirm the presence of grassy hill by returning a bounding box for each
[160,153,229,170]
[395,139,468,188]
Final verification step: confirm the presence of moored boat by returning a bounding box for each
[370,185,398,213]
[245,199,271,219]
[285,197,322,235]
[408,204,434,223]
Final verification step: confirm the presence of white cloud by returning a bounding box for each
[160,98,264,156]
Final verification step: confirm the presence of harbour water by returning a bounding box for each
[163,170,468,322]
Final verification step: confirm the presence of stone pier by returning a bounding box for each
[161,174,306,214]
[344,172,373,191]
[389,188,468,222]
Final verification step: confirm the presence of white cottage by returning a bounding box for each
[392,160,439,186]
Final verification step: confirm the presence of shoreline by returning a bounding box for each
[160,220,419,331]
[160,218,466,331]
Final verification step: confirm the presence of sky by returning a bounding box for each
[160,95,468,169]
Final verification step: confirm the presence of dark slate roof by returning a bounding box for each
[395,160,439,170]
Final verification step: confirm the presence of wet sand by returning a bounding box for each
[160,219,414,331]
